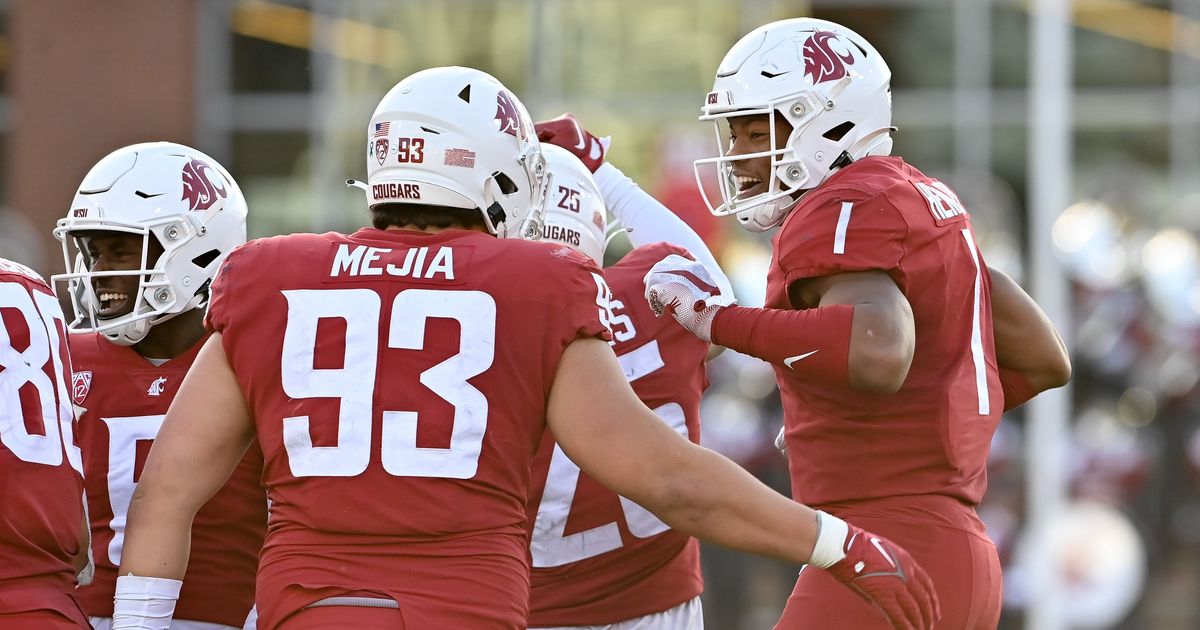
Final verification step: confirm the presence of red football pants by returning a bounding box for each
[278,605,407,629]
[776,496,1002,630]
[0,610,90,629]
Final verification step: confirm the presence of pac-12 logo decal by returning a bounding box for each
[495,89,528,138]
[375,138,389,165]
[181,158,228,211]
[72,371,93,405]
[803,31,856,85]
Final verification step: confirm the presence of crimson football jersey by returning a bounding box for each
[205,227,613,630]
[0,261,88,625]
[527,242,708,626]
[70,332,266,626]
[769,156,1003,507]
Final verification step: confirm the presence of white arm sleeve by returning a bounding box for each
[594,162,734,297]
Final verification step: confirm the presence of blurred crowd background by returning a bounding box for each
[1,1,1198,628]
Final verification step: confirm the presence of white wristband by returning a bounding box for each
[112,574,183,630]
[808,510,850,569]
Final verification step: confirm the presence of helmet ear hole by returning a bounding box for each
[190,249,221,270]
[822,121,855,142]
[491,172,519,195]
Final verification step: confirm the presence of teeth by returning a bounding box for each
[734,175,762,187]
[98,292,127,303]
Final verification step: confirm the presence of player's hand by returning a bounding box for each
[534,113,609,173]
[823,522,941,630]
[643,254,735,342]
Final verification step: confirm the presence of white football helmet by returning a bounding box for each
[52,142,247,346]
[694,18,893,232]
[356,66,549,240]
[537,145,608,265]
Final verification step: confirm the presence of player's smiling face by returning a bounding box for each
[725,113,793,201]
[79,232,161,319]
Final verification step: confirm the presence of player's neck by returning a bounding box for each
[132,309,207,360]
[382,224,489,235]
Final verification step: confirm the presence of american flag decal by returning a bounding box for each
[444,148,476,168]
[374,122,390,138]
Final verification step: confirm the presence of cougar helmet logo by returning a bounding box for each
[375,138,389,165]
[495,89,527,138]
[803,31,856,85]
[181,158,228,211]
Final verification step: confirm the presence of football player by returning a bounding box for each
[525,128,728,628]
[112,66,938,630]
[645,18,1071,629]
[51,143,266,630]
[0,258,90,629]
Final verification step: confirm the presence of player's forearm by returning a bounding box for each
[988,266,1071,394]
[118,486,195,580]
[710,304,853,384]
[645,441,819,564]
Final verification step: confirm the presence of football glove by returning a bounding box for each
[534,113,610,173]
[643,253,735,342]
[810,511,941,630]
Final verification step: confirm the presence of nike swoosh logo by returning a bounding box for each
[870,537,898,569]
[569,119,588,151]
[783,350,819,369]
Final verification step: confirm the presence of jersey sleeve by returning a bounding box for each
[776,190,909,290]
[204,240,262,335]
[555,249,615,348]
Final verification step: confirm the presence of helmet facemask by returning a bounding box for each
[694,94,822,232]
[54,214,214,346]
[483,143,550,241]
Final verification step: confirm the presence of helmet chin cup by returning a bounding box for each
[102,317,153,346]
[736,197,794,233]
